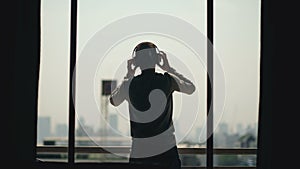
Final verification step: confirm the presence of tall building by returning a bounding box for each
[109,113,118,130]
[37,116,51,145]
[218,122,229,134]
[236,123,244,135]
[55,123,68,137]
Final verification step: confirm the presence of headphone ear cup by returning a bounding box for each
[155,48,160,64]
[132,56,136,66]
[131,47,137,65]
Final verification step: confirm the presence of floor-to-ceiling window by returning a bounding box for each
[37,1,260,168]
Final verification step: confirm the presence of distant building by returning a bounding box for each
[55,123,68,137]
[76,122,94,137]
[214,131,227,147]
[236,123,244,135]
[218,122,229,134]
[109,114,118,131]
[37,116,51,145]
[76,116,95,137]
[239,133,256,148]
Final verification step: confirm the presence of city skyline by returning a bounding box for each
[37,114,258,146]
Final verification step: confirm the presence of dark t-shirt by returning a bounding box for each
[128,70,179,138]
[109,68,194,167]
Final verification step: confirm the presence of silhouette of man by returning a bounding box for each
[109,42,195,169]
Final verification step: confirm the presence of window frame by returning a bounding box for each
[35,0,260,168]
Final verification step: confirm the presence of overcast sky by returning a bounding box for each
[38,0,261,142]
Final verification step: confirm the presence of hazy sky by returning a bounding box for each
[38,0,261,142]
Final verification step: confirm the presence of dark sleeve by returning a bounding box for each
[165,72,180,92]
[164,70,195,95]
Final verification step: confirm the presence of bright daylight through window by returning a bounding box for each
[37,0,260,168]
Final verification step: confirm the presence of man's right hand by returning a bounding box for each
[125,58,137,79]
[158,51,172,72]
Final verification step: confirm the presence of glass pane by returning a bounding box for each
[180,154,206,167]
[213,0,261,165]
[75,153,128,163]
[214,155,256,167]
[76,0,206,164]
[36,0,70,162]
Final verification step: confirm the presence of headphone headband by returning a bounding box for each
[132,42,159,58]
[131,42,161,67]
[135,42,157,51]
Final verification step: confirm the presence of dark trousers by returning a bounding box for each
[129,146,181,169]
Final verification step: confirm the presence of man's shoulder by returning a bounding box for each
[155,72,173,80]
[161,72,175,80]
[155,72,165,76]
[132,72,171,80]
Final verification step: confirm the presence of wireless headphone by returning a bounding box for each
[131,42,161,66]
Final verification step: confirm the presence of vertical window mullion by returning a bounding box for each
[207,0,214,168]
[68,0,77,164]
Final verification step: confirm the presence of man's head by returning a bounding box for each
[133,42,160,70]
